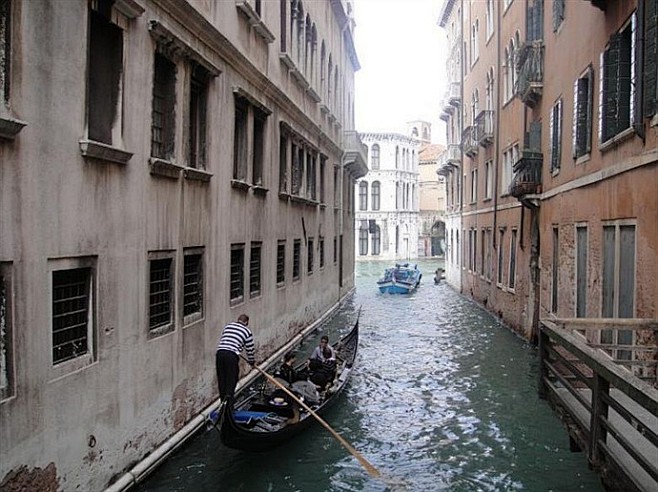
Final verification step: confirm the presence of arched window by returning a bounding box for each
[372,225,381,255]
[358,181,368,211]
[371,144,380,170]
[486,68,494,110]
[371,181,381,210]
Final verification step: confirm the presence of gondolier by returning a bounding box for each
[216,314,255,401]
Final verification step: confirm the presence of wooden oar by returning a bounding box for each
[239,354,382,479]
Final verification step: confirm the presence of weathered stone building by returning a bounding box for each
[439,0,657,341]
[355,131,420,261]
[0,0,367,490]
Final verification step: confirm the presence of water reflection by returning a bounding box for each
[138,259,603,492]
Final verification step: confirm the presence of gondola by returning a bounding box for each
[217,315,359,452]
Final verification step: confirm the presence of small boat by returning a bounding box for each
[377,262,422,294]
[216,315,359,452]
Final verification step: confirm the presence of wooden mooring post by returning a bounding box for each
[538,318,658,492]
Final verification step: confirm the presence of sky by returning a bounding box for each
[353,0,448,144]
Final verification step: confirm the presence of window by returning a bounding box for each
[371,181,381,211]
[573,67,593,159]
[497,229,505,285]
[291,143,303,195]
[279,130,288,193]
[549,98,563,173]
[149,255,173,333]
[333,236,337,264]
[484,160,493,199]
[319,237,325,269]
[553,0,565,32]
[358,181,368,211]
[230,244,245,303]
[87,3,123,146]
[480,229,486,277]
[485,229,493,280]
[188,64,210,169]
[508,229,517,290]
[471,19,479,64]
[600,14,636,144]
[151,52,176,160]
[644,0,657,118]
[233,92,270,185]
[502,147,514,194]
[233,98,248,181]
[1,263,14,400]
[306,152,316,200]
[52,267,94,364]
[307,238,314,274]
[293,239,301,280]
[183,250,203,319]
[551,227,559,313]
[601,223,636,360]
[395,146,399,169]
[372,225,381,255]
[249,242,262,297]
[575,226,588,318]
[319,156,326,203]
[371,144,380,170]
[359,227,368,256]
[470,168,478,203]
[276,240,286,285]
[1,0,11,105]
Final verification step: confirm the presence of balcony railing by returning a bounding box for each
[461,126,477,158]
[509,150,542,198]
[516,41,544,108]
[473,110,494,147]
[438,143,461,175]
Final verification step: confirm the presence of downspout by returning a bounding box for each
[492,0,501,249]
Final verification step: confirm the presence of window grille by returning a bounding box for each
[230,244,245,302]
[183,253,203,317]
[292,239,301,280]
[277,240,286,284]
[250,242,262,297]
[149,259,172,330]
[53,268,91,363]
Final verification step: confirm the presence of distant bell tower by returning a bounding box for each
[406,120,431,143]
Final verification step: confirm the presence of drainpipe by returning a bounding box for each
[492,0,501,249]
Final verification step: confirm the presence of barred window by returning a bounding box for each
[53,268,92,363]
[319,237,325,269]
[573,67,593,159]
[293,239,301,280]
[307,238,314,274]
[250,242,262,297]
[230,244,245,303]
[183,252,203,318]
[276,240,286,284]
[151,52,176,160]
[149,257,173,332]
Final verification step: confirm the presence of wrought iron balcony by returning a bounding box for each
[473,110,494,147]
[516,41,544,108]
[461,126,477,158]
[510,150,543,198]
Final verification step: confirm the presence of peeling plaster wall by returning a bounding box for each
[0,0,361,490]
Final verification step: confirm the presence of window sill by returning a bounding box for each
[483,197,492,202]
[183,313,204,328]
[235,1,275,43]
[230,296,244,307]
[574,153,591,166]
[278,191,290,201]
[252,185,268,196]
[651,114,658,128]
[80,139,133,165]
[307,86,321,103]
[184,167,213,182]
[231,179,251,192]
[551,168,560,177]
[149,158,183,179]
[320,104,330,115]
[0,115,28,140]
[319,203,327,210]
[600,126,635,152]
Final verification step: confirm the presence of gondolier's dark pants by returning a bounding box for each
[216,349,239,400]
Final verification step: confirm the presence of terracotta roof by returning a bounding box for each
[419,143,445,162]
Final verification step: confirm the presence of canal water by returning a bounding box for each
[137,259,604,492]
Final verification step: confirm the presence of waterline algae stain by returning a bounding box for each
[138,260,603,492]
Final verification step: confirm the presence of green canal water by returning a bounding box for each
[137,259,604,492]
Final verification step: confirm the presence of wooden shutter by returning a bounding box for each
[572,78,579,158]
[645,0,658,117]
[602,34,621,141]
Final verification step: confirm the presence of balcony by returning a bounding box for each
[461,126,477,158]
[343,131,368,179]
[448,81,461,107]
[473,110,494,147]
[510,150,543,199]
[516,41,544,108]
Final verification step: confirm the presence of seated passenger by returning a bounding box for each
[309,335,336,362]
[274,351,304,385]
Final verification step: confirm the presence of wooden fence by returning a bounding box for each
[539,318,658,492]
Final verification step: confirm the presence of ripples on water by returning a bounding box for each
[138,260,603,492]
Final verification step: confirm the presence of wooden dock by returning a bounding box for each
[539,318,658,492]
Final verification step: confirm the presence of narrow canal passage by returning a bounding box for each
[138,260,604,492]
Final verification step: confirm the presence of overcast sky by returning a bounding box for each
[353,0,447,144]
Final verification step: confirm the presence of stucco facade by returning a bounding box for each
[439,0,657,341]
[354,131,420,262]
[0,0,367,490]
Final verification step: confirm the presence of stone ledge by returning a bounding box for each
[79,139,133,165]
[0,116,28,140]
[149,158,183,179]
